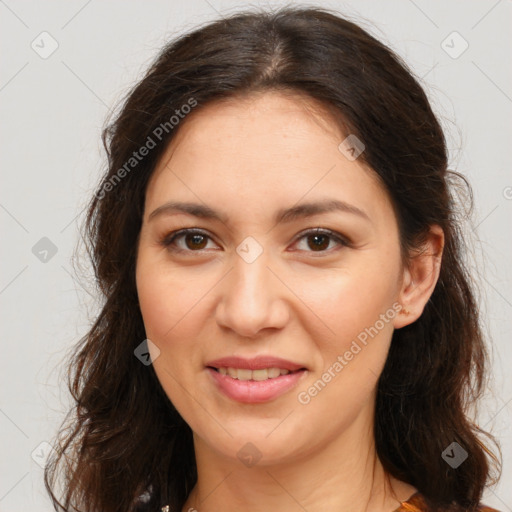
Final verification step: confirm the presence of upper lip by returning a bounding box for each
[206,356,306,372]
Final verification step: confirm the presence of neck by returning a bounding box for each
[181,406,416,512]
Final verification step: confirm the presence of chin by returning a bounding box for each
[193,419,311,466]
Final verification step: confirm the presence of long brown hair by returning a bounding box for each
[44,6,502,512]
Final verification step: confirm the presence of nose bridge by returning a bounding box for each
[233,250,271,303]
[216,245,287,336]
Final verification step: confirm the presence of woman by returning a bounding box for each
[44,6,502,512]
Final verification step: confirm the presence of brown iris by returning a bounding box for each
[185,233,208,250]
[307,234,330,251]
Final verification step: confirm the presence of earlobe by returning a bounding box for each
[393,225,445,329]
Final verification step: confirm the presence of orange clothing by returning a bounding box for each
[393,491,501,512]
[160,490,501,511]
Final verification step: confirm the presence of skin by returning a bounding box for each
[135,90,444,512]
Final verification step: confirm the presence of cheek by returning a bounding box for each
[296,258,400,343]
[294,273,397,419]
[136,258,209,417]
[136,256,208,341]
[291,251,400,402]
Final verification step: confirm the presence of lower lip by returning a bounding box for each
[206,367,306,403]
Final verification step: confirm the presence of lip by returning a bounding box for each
[205,355,308,404]
[206,367,307,403]
[205,356,306,372]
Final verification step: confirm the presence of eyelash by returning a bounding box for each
[159,228,351,256]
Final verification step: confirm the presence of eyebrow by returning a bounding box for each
[148,199,371,224]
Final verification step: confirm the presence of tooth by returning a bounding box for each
[219,367,292,380]
[236,369,252,381]
[252,369,269,381]
[268,368,281,378]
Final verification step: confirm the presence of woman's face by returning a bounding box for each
[136,91,407,465]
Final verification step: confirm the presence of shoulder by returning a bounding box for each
[395,492,502,512]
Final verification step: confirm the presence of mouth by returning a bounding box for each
[207,366,306,381]
[205,357,308,403]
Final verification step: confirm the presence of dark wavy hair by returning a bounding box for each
[44,5,502,512]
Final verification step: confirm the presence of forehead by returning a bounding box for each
[145,91,393,228]
[162,90,348,158]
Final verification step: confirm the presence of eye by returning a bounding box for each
[160,229,218,253]
[160,227,351,255]
[292,228,350,254]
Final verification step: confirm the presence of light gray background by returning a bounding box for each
[1,1,511,510]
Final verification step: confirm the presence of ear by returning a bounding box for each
[393,225,445,329]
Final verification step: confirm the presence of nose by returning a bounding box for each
[215,250,290,339]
